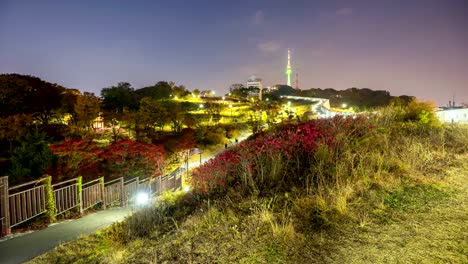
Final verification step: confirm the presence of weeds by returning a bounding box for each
[30,102,468,263]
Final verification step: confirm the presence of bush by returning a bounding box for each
[10,131,55,183]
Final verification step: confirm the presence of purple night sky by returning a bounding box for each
[0,0,466,105]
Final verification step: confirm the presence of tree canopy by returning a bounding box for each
[0,74,67,123]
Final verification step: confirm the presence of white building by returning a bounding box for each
[436,108,468,123]
[246,76,263,90]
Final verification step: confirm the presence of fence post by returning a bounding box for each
[44,175,57,223]
[0,176,10,236]
[119,177,124,207]
[77,176,83,215]
[100,177,106,210]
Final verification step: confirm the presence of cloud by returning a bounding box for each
[257,41,280,53]
[252,10,264,25]
[335,7,353,16]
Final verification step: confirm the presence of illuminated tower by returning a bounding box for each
[286,49,292,86]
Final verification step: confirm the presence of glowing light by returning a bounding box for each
[199,104,204,109]
[183,186,190,192]
[342,103,347,108]
[229,104,233,108]
[136,192,149,206]
[222,96,225,100]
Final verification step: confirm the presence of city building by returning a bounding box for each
[436,107,468,123]
[246,76,263,90]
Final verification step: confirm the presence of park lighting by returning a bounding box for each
[222,96,225,101]
[183,186,190,192]
[199,104,204,109]
[266,98,269,101]
[135,192,149,206]
[174,96,178,100]
[342,103,347,108]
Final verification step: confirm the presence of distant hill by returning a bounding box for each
[271,86,414,109]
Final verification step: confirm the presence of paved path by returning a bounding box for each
[0,207,132,264]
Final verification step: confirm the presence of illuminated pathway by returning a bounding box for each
[0,207,132,264]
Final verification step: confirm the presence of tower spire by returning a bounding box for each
[286,48,292,86]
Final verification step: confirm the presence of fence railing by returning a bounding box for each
[8,178,48,229]
[82,178,105,211]
[52,177,80,216]
[0,168,184,237]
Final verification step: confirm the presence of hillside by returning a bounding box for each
[30,103,468,263]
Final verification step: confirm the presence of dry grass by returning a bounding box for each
[29,120,468,263]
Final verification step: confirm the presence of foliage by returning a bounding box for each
[0,114,33,153]
[134,81,172,101]
[73,92,101,133]
[49,139,166,181]
[196,125,227,146]
[9,131,55,183]
[0,74,68,123]
[101,82,138,113]
[301,87,414,109]
[43,175,57,222]
[48,139,104,181]
[101,140,166,178]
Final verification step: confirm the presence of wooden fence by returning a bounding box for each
[0,168,184,237]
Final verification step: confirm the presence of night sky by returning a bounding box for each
[1,0,466,105]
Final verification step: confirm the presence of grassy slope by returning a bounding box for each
[325,154,468,263]
[29,154,467,264]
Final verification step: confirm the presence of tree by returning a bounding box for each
[134,81,172,101]
[101,82,138,113]
[0,74,67,123]
[9,131,55,183]
[0,114,33,153]
[162,101,185,132]
[172,85,189,98]
[74,92,101,133]
[138,97,170,131]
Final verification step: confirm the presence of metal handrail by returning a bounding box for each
[8,178,47,191]
[105,177,123,186]
[52,177,79,187]
[82,177,102,187]
[124,177,138,185]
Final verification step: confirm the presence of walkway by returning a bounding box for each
[0,207,132,264]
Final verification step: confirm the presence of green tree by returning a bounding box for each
[101,82,138,113]
[74,92,101,133]
[0,74,67,123]
[138,97,170,131]
[9,131,55,183]
[134,81,172,101]
[162,101,185,132]
[0,114,33,153]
